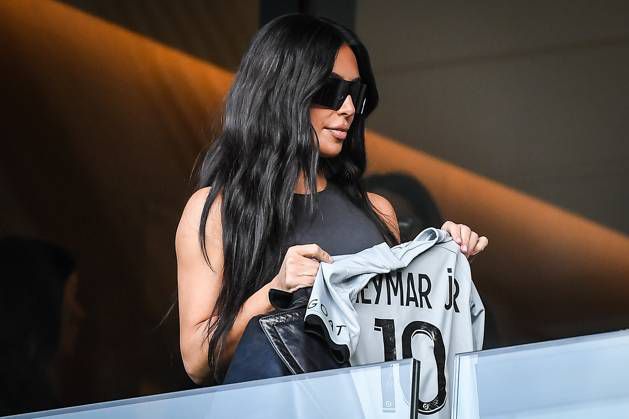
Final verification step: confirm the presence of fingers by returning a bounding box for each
[459,224,472,254]
[293,243,333,263]
[441,220,453,236]
[442,220,461,244]
[466,232,478,257]
[441,220,464,247]
[295,259,321,278]
[441,220,489,258]
[470,236,489,256]
[282,244,333,292]
[285,252,320,274]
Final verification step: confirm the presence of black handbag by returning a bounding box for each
[258,287,350,374]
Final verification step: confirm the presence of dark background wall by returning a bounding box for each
[358,1,629,235]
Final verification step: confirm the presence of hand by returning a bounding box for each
[271,244,334,293]
[441,221,489,261]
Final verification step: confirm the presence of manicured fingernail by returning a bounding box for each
[462,245,467,252]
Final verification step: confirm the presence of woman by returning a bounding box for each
[175,14,488,385]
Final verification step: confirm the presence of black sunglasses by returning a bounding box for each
[311,77,368,115]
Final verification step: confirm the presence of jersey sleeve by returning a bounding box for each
[455,249,486,351]
[469,282,485,351]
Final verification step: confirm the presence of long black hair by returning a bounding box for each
[193,13,398,381]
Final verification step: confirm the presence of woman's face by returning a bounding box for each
[310,43,360,158]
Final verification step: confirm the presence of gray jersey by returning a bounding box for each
[305,227,485,418]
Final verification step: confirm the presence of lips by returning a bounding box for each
[324,124,349,140]
[325,128,347,140]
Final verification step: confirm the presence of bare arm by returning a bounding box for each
[175,188,333,385]
[175,187,276,384]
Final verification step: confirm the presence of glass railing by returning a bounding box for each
[6,359,418,418]
[452,329,629,419]
[8,329,629,418]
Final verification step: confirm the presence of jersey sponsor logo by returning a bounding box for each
[308,298,348,336]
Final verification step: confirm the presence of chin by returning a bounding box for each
[319,144,343,158]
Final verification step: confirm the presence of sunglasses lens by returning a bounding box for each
[312,77,367,113]
[349,82,367,114]
[312,78,344,109]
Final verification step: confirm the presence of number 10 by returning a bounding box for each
[374,318,447,415]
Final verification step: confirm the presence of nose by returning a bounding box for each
[338,94,355,117]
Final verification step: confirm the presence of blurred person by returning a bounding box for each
[0,236,83,416]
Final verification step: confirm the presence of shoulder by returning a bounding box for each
[367,192,394,215]
[175,187,224,266]
[178,187,223,232]
[366,192,400,242]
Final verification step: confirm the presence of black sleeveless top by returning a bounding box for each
[222,182,387,384]
[284,182,386,256]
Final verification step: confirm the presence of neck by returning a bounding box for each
[294,171,327,194]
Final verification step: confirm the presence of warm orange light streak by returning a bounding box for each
[366,131,629,340]
[0,0,233,152]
